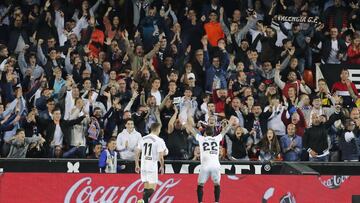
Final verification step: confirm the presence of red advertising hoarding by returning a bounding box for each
[0,173,358,203]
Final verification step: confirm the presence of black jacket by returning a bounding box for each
[303,112,343,154]
[315,31,347,63]
[8,26,30,53]
[227,133,250,159]
[243,110,272,135]
[36,116,85,151]
[338,129,360,161]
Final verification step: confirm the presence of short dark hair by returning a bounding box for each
[93,107,101,112]
[124,118,134,125]
[46,98,55,103]
[282,38,291,45]
[204,126,214,136]
[82,77,91,83]
[16,128,25,135]
[152,77,161,83]
[341,68,349,74]
[108,137,117,143]
[318,78,326,83]
[0,44,7,51]
[270,95,280,101]
[150,123,161,132]
[168,69,179,76]
[209,10,218,16]
[93,142,102,148]
[183,86,193,92]
[52,107,61,114]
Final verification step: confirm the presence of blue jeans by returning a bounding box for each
[309,155,329,162]
[297,58,305,74]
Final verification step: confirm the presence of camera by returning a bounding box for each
[173,97,182,104]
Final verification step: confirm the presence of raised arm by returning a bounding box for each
[274,63,285,90]
[219,116,238,138]
[124,91,139,111]
[236,15,258,45]
[219,7,231,40]
[201,36,211,68]
[278,21,289,36]
[72,16,88,39]
[346,80,359,101]
[18,47,28,76]
[219,45,230,72]
[89,0,103,15]
[37,39,47,65]
[144,42,160,61]
[0,58,7,72]
[167,106,178,134]
[103,7,112,34]
[159,93,172,111]
[65,48,74,74]
[300,81,312,94]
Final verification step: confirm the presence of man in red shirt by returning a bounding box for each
[204,10,224,47]
[332,68,359,107]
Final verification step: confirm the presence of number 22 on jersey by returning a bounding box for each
[203,141,218,154]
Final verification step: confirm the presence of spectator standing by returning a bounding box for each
[258,129,281,161]
[203,10,224,47]
[116,119,142,160]
[347,33,360,64]
[338,119,360,161]
[280,124,302,161]
[303,107,343,162]
[99,137,118,173]
[7,128,45,158]
[226,126,251,160]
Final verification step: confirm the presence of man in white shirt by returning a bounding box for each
[186,116,237,203]
[116,119,142,160]
[135,123,168,203]
[150,78,162,106]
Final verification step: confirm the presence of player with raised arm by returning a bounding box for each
[186,116,237,203]
[135,123,168,203]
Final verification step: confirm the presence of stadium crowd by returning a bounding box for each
[1,0,360,163]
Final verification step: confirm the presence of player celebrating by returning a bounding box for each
[186,116,237,203]
[135,123,168,203]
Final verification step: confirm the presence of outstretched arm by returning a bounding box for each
[167,106,178,134]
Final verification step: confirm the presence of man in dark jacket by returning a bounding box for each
[339,119,359,161]
[36,107,85,157]
[315,27,347,64]
[243,103,272,145]
[8,16,30,53]
[303,108,343,162]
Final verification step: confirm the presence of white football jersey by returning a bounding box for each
[196,133,223,168]
[137,134,168,172]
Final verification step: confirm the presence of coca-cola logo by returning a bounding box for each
[318,175,350,189]
[64,177,181,203]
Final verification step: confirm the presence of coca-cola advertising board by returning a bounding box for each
[0,173,359,203]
